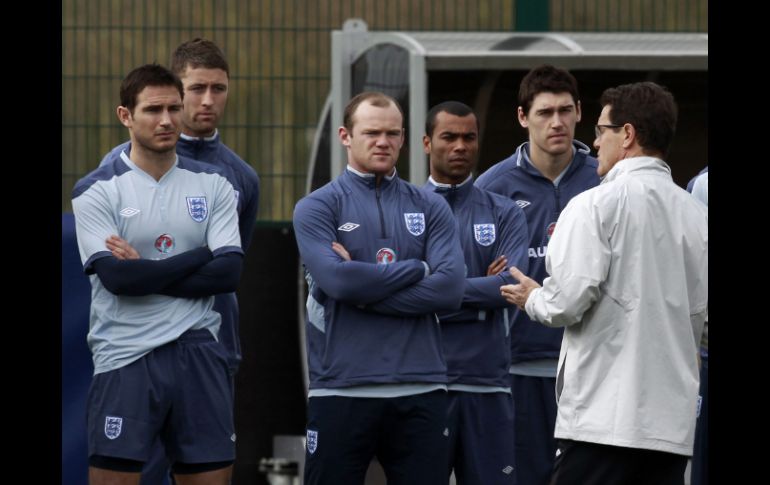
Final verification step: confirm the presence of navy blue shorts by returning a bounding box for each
[304,391,448,485]
[511,374,558,485]
[87,329,235,465]
[447,391,516,485]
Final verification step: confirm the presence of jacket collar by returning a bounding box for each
[177,130,220,157]
[426,174,474,200]
[514,140,591,182]
[602,156,671,184]
[179,129,219,143]
[345,165,397,189]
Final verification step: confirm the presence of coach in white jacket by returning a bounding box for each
[501,81,708,485]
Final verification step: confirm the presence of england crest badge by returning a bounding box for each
[474,223,496,246]
[306,429,318,454]
[186,196,208,223]
[404,213,425,236]
[105,416,123,440]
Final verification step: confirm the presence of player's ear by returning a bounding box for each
[117,106,132,128]
[339,126,351,147]
[517,106,528,129]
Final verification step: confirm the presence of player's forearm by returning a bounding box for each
[461,274,513,309]
[309,258,427,304]
[160,252,243,298]
[366,262,464,316]
[92,247,213,296]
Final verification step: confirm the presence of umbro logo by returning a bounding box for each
[515,200,531,209]
[338,222,360,232]
[119,207,140,217]
[502,466,514,475]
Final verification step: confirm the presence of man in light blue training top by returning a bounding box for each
[73,63,243,485]
[101,38,259,375]
[99,39,259,484]
[422,100,529,485]
[475,64,599,485]
[293,91,464,485]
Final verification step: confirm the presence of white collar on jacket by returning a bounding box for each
[602,156,671,184]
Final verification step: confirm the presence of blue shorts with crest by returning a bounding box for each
[87,329,235,465]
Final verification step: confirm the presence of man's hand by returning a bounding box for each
[486,255,507,276]
[500,266,540,310]
[106,235,141,260]
[331,241,351,261]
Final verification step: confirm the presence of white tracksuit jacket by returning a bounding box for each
[525,156,708,456]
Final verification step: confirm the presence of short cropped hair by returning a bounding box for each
[170,38,230,78]
[425,101,478,137]
[600,81,678,157]
[343,92,404,132]
[119,63,183,113]
[518,64,580,115]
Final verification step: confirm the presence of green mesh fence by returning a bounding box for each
[62,0,707,220]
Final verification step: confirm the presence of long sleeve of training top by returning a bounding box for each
[293,188,428,305]
[90,247,213,296]
[459,195,529,310]
[475,140,601,363]
[91,249,242,298]
[160,251,243,298]
[421,178,529,388]
[294,169,465,389]
[366,190,464,316]
[421,179,529,323]
[237,179,259,251]
[439,271,524,324]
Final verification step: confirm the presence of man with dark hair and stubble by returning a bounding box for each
[475,64,600,484]
[99,38,259,484]
[73,63,243,485]
[167,36,260,383]
[501,81,708,485]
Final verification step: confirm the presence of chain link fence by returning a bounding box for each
[62,0,707,220]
